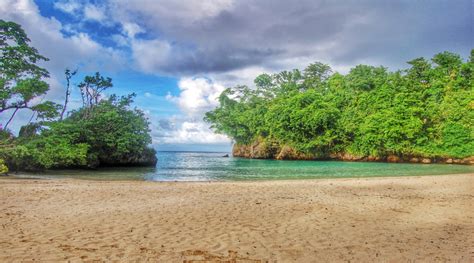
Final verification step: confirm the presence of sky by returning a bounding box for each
[1,0,472,152]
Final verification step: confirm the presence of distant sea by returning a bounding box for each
[13,151,474,181]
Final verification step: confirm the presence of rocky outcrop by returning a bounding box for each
[233,139,280,159]
[387,155,401,163]
[329,152,365,161]
[232,141,473,165]
[233,140,316,160]
[276,145,316,160]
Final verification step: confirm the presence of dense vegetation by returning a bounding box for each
[205,51,474,162]
[0,20,156,173]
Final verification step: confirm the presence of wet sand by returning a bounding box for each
[1,174,473,262]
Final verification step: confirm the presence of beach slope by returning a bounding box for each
[1,174,473,262]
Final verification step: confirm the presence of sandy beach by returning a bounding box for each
[1,174,473,262]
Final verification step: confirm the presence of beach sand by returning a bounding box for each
[0,174,473,262]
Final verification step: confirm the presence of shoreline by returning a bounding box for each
[0,170,474,183]
[3,171,474,183]
[233,142,474,165]
[1,173,473,261]
[233,146,474,165]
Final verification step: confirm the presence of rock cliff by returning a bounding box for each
[232,141,473,165]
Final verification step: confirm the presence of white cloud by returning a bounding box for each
[154,77,230,145]
[53,0,81,14]
[54,1,109,26]
[161,121,229,144]
[0,0,126,133]
[122,22,144,38]
[83,4,106,22]
[209,65,269,88]
[105,0,471,78]
[1,0,125,72]
[168,78,224,116]
[131,39,172,74]
[148,114,230,145]
[111,34,129,47]
[110,0,234,25]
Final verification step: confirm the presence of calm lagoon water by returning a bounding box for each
[15,151,474,181]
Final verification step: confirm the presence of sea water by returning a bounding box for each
[14,151,474,181]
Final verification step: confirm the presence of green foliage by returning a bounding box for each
[78,72,113,109]
[206,51,474,159]
[0,21,156,171]
[64,94,153,165]
[0,158,7,174]
[1,77,156,171]
[266,90,340,153]
[0,20,60,128]
[3,139,89,171]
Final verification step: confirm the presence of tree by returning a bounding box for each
[302,62,332,90]
[0,21,157,171]
[206,50,474,160]
[78,72,112,108]
[59,68,77,120]
[1,90,157,171]
[0,20,60,129]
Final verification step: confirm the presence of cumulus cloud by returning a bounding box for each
[122,22,144,38]
[111,0,234,25]
[1,0,125,73]
[52,0,471,82]
[108,0,472,78]
[53,0,81,14]
[83,4,106,22]
[0,0,125,133]
[159,121,229,144]
[131,39,172,74]
[156,77,230,145]
[148,113,230,145]
[167,78,224,117]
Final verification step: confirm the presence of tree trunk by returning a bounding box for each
[60,69,76,120]
[60,88,70,120]
[4,107,19,130]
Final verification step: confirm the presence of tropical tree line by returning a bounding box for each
[205,50,474,161]
[0,20,156,173]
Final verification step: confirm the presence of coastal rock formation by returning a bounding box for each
[233,139,279,159]
[387,155,401,163]
[276,145,316,160]
[232,141,473,165]
[421,158,432,164]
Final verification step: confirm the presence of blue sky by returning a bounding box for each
[1,0,472,152]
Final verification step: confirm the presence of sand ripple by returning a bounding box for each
[0,174,473,262]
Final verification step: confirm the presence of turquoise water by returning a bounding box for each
[15,151,474,181]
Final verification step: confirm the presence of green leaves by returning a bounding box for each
[13,78,49,102]
[0,20,55,127]
[1,93,156,171]
[0,21,156,171]
[78,72,113,109]
[31,101,62,121]
[0,20,49,79]
[206,50,474,159]
[0,158,7,175]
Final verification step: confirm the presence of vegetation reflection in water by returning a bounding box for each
[14,151,474,181]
